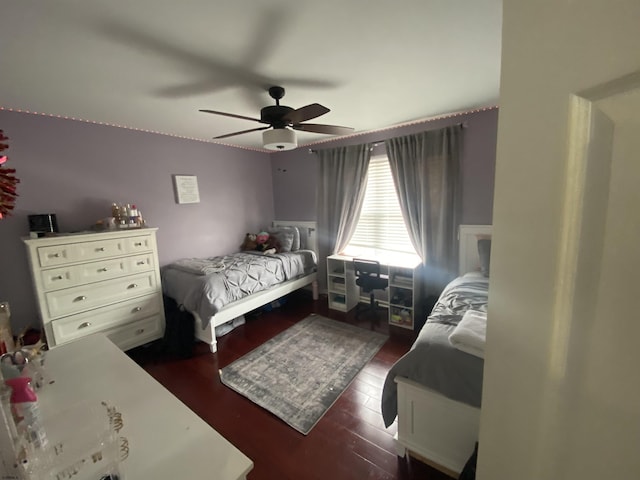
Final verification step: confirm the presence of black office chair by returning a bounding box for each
[354,258,388,327]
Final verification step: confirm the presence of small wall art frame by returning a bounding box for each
[172,174,200,204]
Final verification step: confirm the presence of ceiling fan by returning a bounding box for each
[200,86,354,150]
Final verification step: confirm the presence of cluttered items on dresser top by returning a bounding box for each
[0,375,126,480]
[0,301,48,477]
[0,302,48,390]
[0,301,126,479]
[92,202,146,231]
[111,203,145,229]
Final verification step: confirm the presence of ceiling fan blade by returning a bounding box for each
[99,17,339,100]
[242,6,290,69]
[276,77,340,90]
[200,109,266,124]
[293,123,354,135]
[283,103,330,124]
[213,126,271,140]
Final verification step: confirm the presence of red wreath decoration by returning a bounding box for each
[0,129,20,219]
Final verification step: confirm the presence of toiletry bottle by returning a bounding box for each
[21,354,44,392]
[129,204,138,226]
[119,205,128,227]
[0,302,15,355]
[111,203,121,226]
[4,377,47,451]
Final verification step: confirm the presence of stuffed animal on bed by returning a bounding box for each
[255,231,280,254]
[240,233,258,251]
[255,231,269,248]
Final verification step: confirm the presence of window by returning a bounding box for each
[342,155,419,262]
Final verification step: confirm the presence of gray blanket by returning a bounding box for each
[162,250,316,326]
[168,257,226,275]
[381,273,489,427]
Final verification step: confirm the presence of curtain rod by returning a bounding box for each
[308,122,467,154]
[308,141,382,154]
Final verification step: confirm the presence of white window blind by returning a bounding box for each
[345,156,418,256]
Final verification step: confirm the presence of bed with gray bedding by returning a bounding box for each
[161,250,317,328]
[381,272,489,427]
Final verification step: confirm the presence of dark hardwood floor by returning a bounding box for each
[128,291,453,480]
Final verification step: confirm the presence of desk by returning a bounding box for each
[11,334,253,479]
[327,254,424,330]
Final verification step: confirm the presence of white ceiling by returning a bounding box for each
[0,0,502,151]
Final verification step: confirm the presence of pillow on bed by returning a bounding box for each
[477,238,492,277]
[284,226,301,251]
[295,226,308,250]
[268,226,300,252]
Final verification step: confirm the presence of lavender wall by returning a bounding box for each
[270,108,498,224]
[0,110,273,332]
[0,108,497,333]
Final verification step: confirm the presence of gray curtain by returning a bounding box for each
[385,125,462,289]
[315,144,371,291]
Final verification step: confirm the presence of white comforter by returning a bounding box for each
[448,309,487,358]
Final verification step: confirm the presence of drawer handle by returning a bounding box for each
[78,322,92,329]
[74,295,87,302]
[50,253,60,258]
[128,283,138,289]
[135,328,145,335]
[132,307,142,312]
[53,275,63,280]
[134,242,143,247]
[136,261,145,266]
[99,267,108,272]
[96,247,105,252]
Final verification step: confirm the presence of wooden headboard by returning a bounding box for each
[272,220,318,256]
[459,224,492,275]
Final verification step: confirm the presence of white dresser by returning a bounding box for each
[23,228,165,350]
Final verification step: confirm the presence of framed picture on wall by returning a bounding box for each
[173,174,200,204]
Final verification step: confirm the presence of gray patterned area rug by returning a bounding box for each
[219,314,388,435]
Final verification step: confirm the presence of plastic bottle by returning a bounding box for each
[4,377,47,451]
[0,302,15,355]
[119,205,128,228]
[129,204,138,226]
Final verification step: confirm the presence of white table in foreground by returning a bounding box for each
[38,333,253,479]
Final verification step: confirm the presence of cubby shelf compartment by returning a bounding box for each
[327,256,359,312]
[327,254,424,329]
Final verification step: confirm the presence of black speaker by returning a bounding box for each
[28,214,59,237]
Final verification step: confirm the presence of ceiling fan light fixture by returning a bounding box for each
[263,128,297,151]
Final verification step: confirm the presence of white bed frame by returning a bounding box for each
[193,221,319,353]
[394,224,491,476]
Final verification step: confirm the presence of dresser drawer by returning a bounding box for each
[37,237,126,267]
[45,272,158,318]
[40,253,154,291]
[105,315,164,351]
[125,253,155,273]
[36,234,154,268]
[50,294,162,346]
[124,235,154,254]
